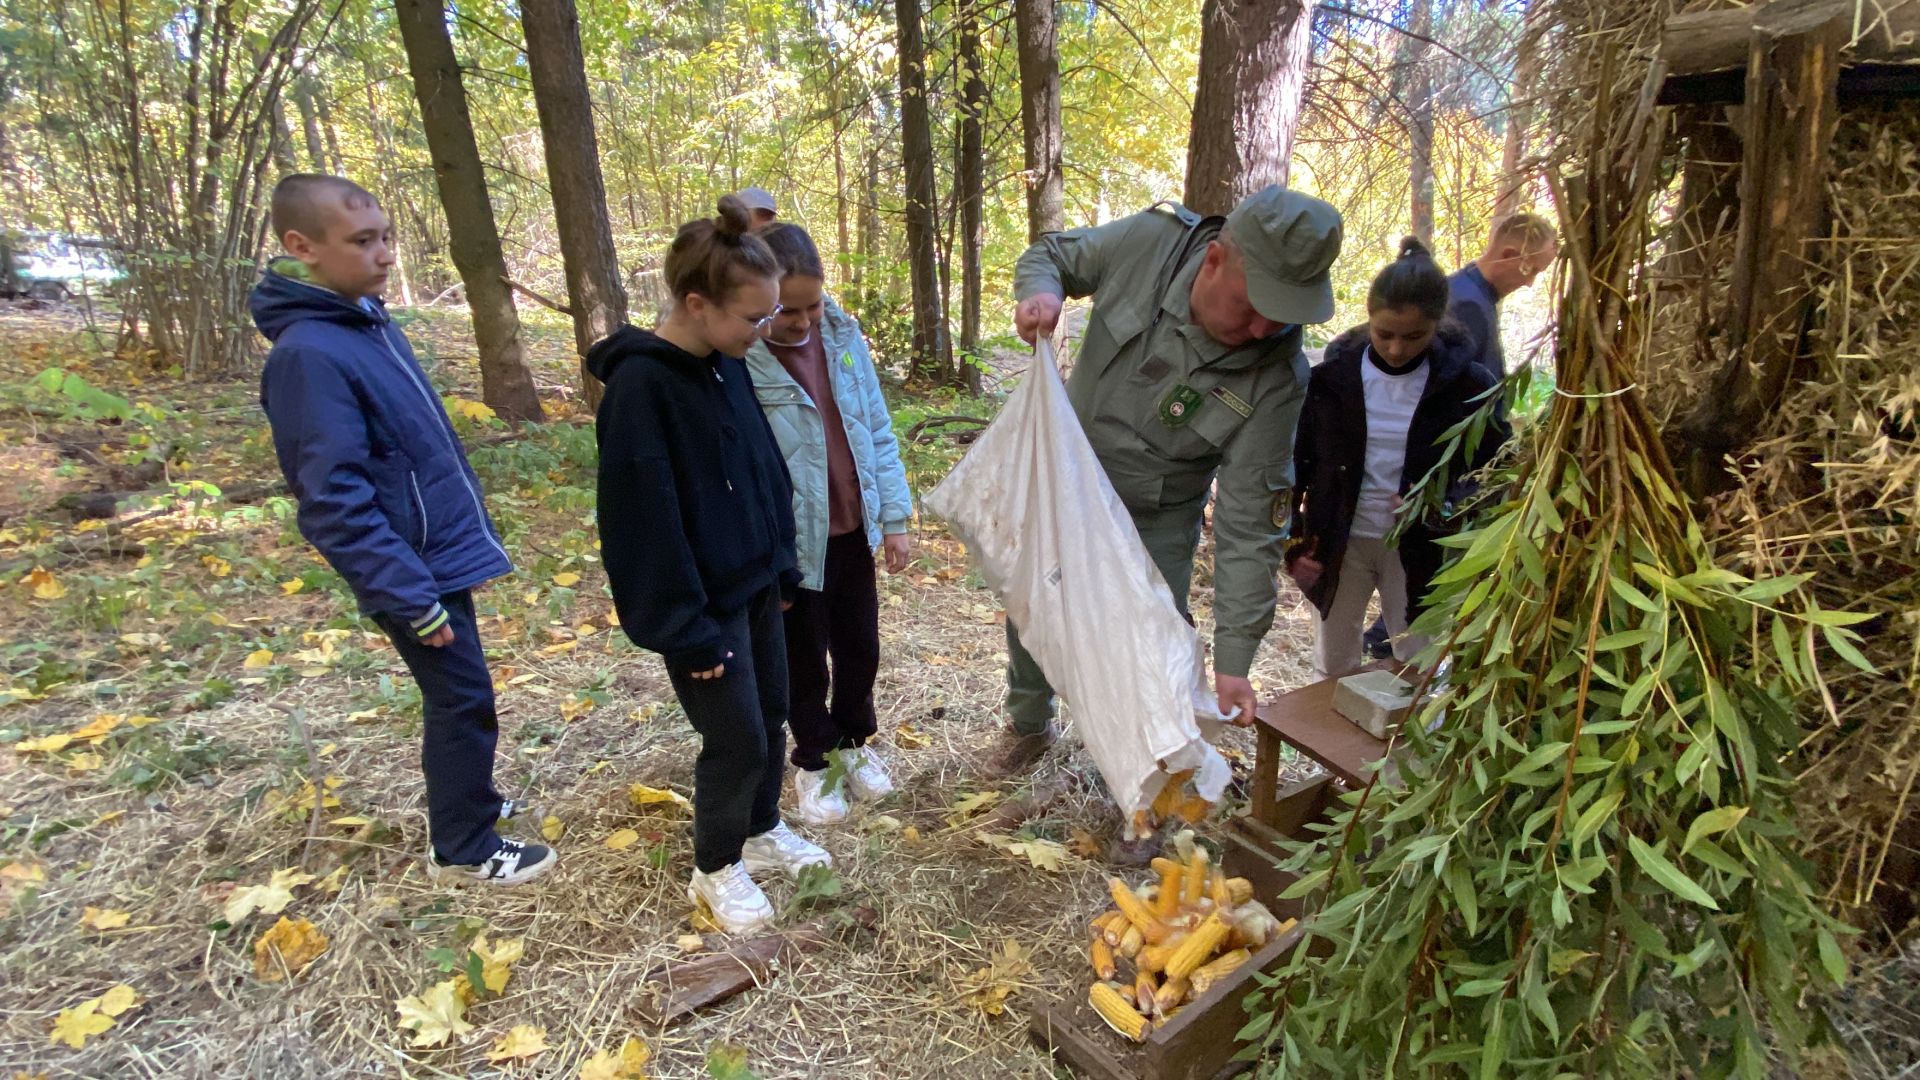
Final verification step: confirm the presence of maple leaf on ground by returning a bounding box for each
[14,733,73,754]
[395,979,473,1048]
[68,714,122,743]
[252,917,330,982]
[25,567,65,600]
[578,1036,652,1080]
[957,941,1035,1018]
[486,1024,549,1063]
[627,783,691,813]
[81,907,131,931]
[944,791,1002,828]
[223,868,316,923]
[470,934,525,995]
[541,815,565,842]
[48,985,138,1049]
[604,828,640,851]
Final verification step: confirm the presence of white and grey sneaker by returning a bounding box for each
[428,838,557,886]
[843,745,895,801]
[741,822,831,878]
[689,861,775,934]
[792,767,850,825]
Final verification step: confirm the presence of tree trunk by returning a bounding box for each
[893,0,950,384]
[956,0,986,393]
[1184,0,1314,217]
[396,0,544,423]
[312,83,345,174]
[1405,0,1435,244]
[1494,0,1546,218]
[521,0,629,410]
[1014,0,1063,239]
[292,76,327,171]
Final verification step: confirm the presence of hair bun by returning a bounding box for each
[715,194,752,239]
[1397,235,1431,260]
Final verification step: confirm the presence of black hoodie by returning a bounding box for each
[1286,323,1509,623]
[589,326,799,673]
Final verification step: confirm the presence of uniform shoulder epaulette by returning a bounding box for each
[1146,200,1204,229]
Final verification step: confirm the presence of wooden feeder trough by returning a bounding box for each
[1028,667,1402,1080]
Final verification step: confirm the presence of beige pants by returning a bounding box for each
[1312,536,1426,677]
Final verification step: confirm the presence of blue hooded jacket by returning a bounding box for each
[251,267,513,638]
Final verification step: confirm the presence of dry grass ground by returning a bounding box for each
[0,302,1328,1079]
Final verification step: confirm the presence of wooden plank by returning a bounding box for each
[633,908,876,1025]
[1250,723,1281,825]
[1254,673,1391,788]
[1029,1001,1140,1080]
[1222,819,1300,920]
[1266,774,1338,840]
[1658,0,1920,103]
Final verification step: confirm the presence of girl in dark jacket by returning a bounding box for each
[591,196,829,934]
[1286,237,1507,677]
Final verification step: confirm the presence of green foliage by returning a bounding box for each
[28,367,132,422]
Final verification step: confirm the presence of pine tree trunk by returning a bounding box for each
[957,0,986,392]
[1406,0,1435,244]
[1185,0,1314,217]
[396,0,544,423]
[1014,0,1063,239]
[893,0,950,385]
[521,0,629,411]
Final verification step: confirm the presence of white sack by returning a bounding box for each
[923,340,1230,825]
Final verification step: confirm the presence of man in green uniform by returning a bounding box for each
[985,185,1344,778]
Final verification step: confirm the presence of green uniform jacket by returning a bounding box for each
[1012,204,1308,677]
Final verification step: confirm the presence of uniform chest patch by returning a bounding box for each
[1210,385,1253,418]
[1159,384,1203,427]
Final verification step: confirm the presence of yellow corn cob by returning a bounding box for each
[1177,794,1210,823]
[1103,915,1127,948]
[1133,970,1159,1012]
[1276,916,1299,938]
[1091,937,1118,980]
[1119,923,1145,958]
[1155,866,1184,918]
[1183,851,1207,907]
[1165,912,1232,980]
[1151,856,1183,878]
[1091,910,1124,940]
[1226,877,1254,905]
[1153,973,1191,1014]
[1150,772,1187,820]
[1109,878,1172,944]
[1090,981,1149,1042]
[1189,947,1252,996]
[1137,940,1176,974]
[1210,869,1231,909]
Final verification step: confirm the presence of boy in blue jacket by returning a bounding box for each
[251,174,556,886]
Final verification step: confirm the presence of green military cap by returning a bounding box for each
[1223,186,1343,325]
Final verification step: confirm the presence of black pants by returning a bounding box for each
[667,585,790,873]
[785,530,881,771]
[373,590,503,865]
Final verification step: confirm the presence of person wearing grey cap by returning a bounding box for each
[736,187,778,228]
[986,185,1344,791]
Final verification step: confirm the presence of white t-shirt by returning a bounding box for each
[1351,346,1430,540]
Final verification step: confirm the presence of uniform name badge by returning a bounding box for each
[1159,384,1203,428]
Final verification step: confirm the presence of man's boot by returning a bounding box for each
[982,721,1060,779]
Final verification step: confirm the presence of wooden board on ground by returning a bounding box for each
[635,907,876,1025]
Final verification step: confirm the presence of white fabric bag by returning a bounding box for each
[923,340,1230,828]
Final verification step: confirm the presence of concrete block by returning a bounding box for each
[1332,670,1415,739]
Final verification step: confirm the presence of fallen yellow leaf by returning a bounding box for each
[540,641,578,655]
[81,907,131,931]
[488,1024,550,1063]
[394,979,473,1048]
[604,609,621,627]
[574,622,599,637]
[471,934,524,994]
[15,733,73,754]
[579,1036,652,1080]
[318,866,349,894]
[201,555,232,577]
[892,724,930,749]
[552,572,581,588]
[328,816,372,828]
[223,868,317,923]
[243,649,275,670]
[541,815,565,842]
[97,985,139,1017]
[280,579,306,595]
[65,751,104,773]
[25,567,66,601]
[604,828,640,851]
[253,917,330,981]
[126,714,162,728]
[1,862,46,883]
[628,783,691,812]
[560,694,596,721]
[48,1001,112,1049]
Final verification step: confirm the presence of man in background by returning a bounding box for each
[737,187,778,229]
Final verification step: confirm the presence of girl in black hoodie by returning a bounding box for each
[591,196,828,934]
[1285,238,1508,677]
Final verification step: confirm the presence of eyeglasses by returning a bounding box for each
[720,304,783,331]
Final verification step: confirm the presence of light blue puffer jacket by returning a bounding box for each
[744,296,913,591]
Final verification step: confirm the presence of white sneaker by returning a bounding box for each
[844,745,895,801]
[427,838,557,887]
[688,861,774,934]
[741,822,832,878]
[792,767,850,825]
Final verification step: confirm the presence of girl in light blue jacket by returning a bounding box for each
[745,223,914,825]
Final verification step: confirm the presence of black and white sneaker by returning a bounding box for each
[428,838,557,886]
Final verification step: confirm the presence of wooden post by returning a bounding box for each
[1676,0,1847,497]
